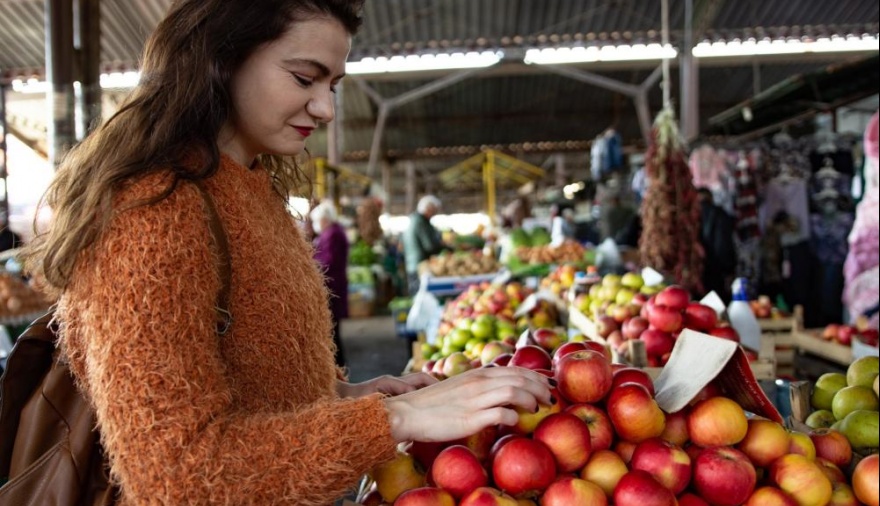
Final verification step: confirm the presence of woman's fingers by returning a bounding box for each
[398,372,439,389]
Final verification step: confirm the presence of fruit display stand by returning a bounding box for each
[418,272,502,298]
[757,305,803,377]
[567,305,777,381]
[788,380,878,472]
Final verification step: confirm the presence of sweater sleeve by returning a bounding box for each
[60,182,397,506]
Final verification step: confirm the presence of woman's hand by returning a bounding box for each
[337,373,438,398]
[383,366,553,443]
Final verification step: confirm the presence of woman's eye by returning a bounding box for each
[293,74,313,87]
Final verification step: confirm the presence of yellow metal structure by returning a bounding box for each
[309,157,372,209]
[439,149,545,221]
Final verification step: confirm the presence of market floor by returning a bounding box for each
[340,316,414,382]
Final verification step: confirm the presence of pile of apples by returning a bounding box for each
[820,324,880,348]
[749,296,790,319]
[579,282,746,367]
[365,336,880,506]
[806,356,880,452]
[424,282,564,371]
[539,264,578,299]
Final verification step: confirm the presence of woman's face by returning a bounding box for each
[221,16,351,165]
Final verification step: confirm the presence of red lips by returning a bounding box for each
[293,126,314,138]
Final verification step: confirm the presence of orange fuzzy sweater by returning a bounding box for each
[56,155,397,505]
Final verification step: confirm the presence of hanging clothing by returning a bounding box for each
[761,178,811,242]
[591,136,608,181]
[604,130,623,173]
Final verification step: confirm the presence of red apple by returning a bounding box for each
[395,487,456,506]
[555,350,613,404]
[745,487,798,506]
[630,438,692,494]
[859,328,880,347]
[607,383,666,443]
[689,381,723,405]
[488,434,521,469]
[541,476,607,506]
[613,469,677,506]
[509,345,552,370]
[615,440,638,464]
[810,429,852,468]
[453,426,498,465]
[640,328,676,357]
[532,328,565,352]
[641,297,656,320]
[490,353,513,367]
[684,303,719,331]
[693,446,757,506]
[430,445,488,499]
[656,285,691,312]
[659,408,689,447]
[687,397,748,447]
[581,450,628,499]
[648,305,684,334]
[611,368,656,397]
[632,292,650,306]
[737,419,791,467]
[596,316,620,339]
[822,324,840,341]
[829,482,861,506]
[770,454,833,506]
[581,340,613,362]
[534,412,592,473]
[678,493,710,506]
[459,487,519,506]
[852,453,879,506]
[566,403,615,452]
[407,440,446,470]
[492,438,557,497]
[709,325,740,343]
[815,458,847,485]
[552,342,588,368]
[623,316,651,340]
[788,431,817,460]
[836,326,856,346]
[606,331,626,355]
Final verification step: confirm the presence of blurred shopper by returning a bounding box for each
[19,1,551,503]
[698,188,737,299]
[403,195,444,294]
[599,194,636,241]
[311,201,349,367]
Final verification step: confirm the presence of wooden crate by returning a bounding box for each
[792,330,853,367]
[758,305,803,377]
[788,380,877,473]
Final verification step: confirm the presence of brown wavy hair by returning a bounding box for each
[24,0,364,292]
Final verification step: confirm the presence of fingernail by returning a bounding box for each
[550,395,557,404]
[548,378,557,387]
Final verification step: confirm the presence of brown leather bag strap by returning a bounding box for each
[192,179,233,335]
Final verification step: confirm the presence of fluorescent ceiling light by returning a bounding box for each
[524,43,678,65]
[693,34,879,58]
[11,71,142,94]
[345,50,503,74]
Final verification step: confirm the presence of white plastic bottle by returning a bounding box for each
[727,277,762,352]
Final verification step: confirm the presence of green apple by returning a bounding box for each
[812,373,849,411]
[831,420,843,431]
[420,343,438,359]
[615,288,636,306]
[621,272,645,290]
[838,409,879,449]
[448,328,473,349]
[805,409,838,429]
[470,319,495,340]
[456,317,474,331]
[602,274,622,289]
[847,356,879,389]
[832,386,880,420]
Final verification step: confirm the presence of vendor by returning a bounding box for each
[403,195,444,294]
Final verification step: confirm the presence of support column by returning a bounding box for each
[381,162,392,209]
[554,153,567,187]
[46,0,76,169]
[74,0,101,138]
[404,161,416,214]
[680,0,700,141]
[0,84,9,224]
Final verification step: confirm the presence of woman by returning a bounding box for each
[310,200,349,368]
[23,1,550,504]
